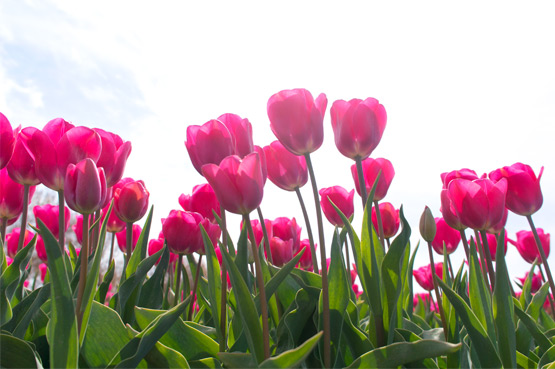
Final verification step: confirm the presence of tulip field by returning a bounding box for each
[1,88,554,368]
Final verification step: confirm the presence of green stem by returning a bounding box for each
[447,253,455,281]
[58,190,65,251]
[304,153,330,368]
[76,212,90,335]
[459,230,470,262]
[16,184,30,253]
[124,222,133,271]
[188,254,202,321]
[174,254,183,307]
[219,210,228,352]
[479,230,496,291]
[1,217,7,246]
[355,156,368,208]
[474,230,491,291]
[256,207,273,264]
[244,213,270,360]
[108,232,116,269]
[295,187,319,273]
[427,241,448,341]
[373,200,386,249]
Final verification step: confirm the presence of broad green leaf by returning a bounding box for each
[0,333,43,368]
[516,283,550,353]
[96,259,115,304]
[513,301,553,355]
[124,205,153,279]
[201,225,223,342]
[234,224,250,288]
[516,350,537,368]
[138,244,170,309]
[342,301,374,359]
[538,345,555,369]
[259,331,322,368]
[2,283,50,339]
[217,352,257,369]
[188,358,223,369]
[276,288,318,354]
[346,339,460,368]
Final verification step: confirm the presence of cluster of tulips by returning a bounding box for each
[0,87,554,369]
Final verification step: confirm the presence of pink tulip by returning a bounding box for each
[73,214,86,245]
[267,88,327,155]
[351,157,395,201]
[244,218,273,248]
[39,263,48,282]
[431,217,461,255]
[440,168,479,189]
[270,237,294,267]
[116,224,142,253]
[477,231,507,262]
[100,201,126,233]
[113,179,149,223]
[0,168,35,221]
[447,178,507,231]
[509,229,550,264]
[148,237,178,265]
[35,235,47,262]
[272,217,301,254]
[6,127,41,185]
[413,263,443,291]
[218,113,254,158]
[296,239,315,271]
[179,183,221,222]
[6,228,35,258]
[263,140,308,191]
[330,98,387,160]
[440,189,466,231]
[162,210,204,255]
[413,292,438,312]
[371,202,400,239]
[253,145,268,183]
[65,158,107,214]
[319,186,354,227]
[94,128,132,187]
[0,112,16,169]
[486,207,508,235]
[186,119,235,175]
[202,152,265,215]
[517,271,543,293]
[33,204,70,240]
[489,163,544,216]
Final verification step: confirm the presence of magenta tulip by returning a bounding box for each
[477,231,507,261]
[116,224,142,253]
[6,228,35,258]
[431,217,461,255]
[218,113,254,158]
[371,202,400,239]
[509,229,550,264]
[489,163,544,216]
[517,271,543,293]
[263,140,308,191]
[185,119,235,175]
[162,210,204,255]
[65,158,107,214]
[319,186,355,227]
[35,235,47,262]
[351,157,395,201]
[440,168,479,189]
[296,239,315,271]
[179,183,221,222]
[0,168,35,221]
[33,204,70,239]
[6,127,41,185]
[272,217,302,254]
[270,237,294,267]
[100,202,126,233]
[245,218,273,248]
[39,262,48,282]
[148,237,178,265]
[267,88,327,155]
[202,152,265,215]
[94,128,132,187]
[440,189,466,231]
[0,112,16,169]
[413,263,444,291]
[73,214,86,245]
[113,179,149,223]
[330,97,387,160]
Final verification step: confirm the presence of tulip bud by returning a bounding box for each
[113,179,149,223]
[420,206,436,242]
[0,112,16,169]
[64,158,107,214]
[319,186,355,227]
[116,224,142,253]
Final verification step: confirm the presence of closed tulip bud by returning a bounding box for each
[39,263,48,282]
[163,210,205,255]
[35,235,47,263]
[179,183,221,222]
[267,88,327,155]
[509,229,550,264]
[489,163,543,216]
[243,218,273,248]
[270,237,294,267]
[0,112,16,169]
[218,113,254,158]
[186,119,235,175]
[431,217,461,255]
[371,202,400,239]
[351,157,395,201]
[148,237,178,265]
[319,186,355,227]
[65,158,107,214]
[94,128,132,187]
[296,239,316,271]
[263,140,308,191]
[116,224,142,253]
[7,127,41,185]
[330,97,387,160]
[413,263,443,291]
[272,217,301,254]
[419,206,436,243]
[33,204,70,240]
[73,214,86,245]
[113,179,149,223]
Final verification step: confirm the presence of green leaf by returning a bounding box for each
[188,358,223,369]
[217,352,257,369]
[138,243,170,309]
[96,259,115,304]
[2,283,51,339]
[0,332,42,368]
[124,205,153,280]
[516,349,537,368]
[346,339,460,368]
[538,344,555,369]
[513,300,553,355]
[201,225,222,342]
[259,331,322,368]
[276,288,318,354]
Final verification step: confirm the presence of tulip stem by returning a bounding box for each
[188,254,203,321]
[427,241,448,341]
[479,230,496,291]
[355,157,368,208]
[295,187,319,274]
[244,213,270,360]
[474,230,491,291]
[256,207,273,264]
[174,255,183,307]
[16,184,30,253]
[108,232,116,270]
[57,190,65,251]
[373,200,386,249]
[446,254,455,281]
[344,233,351,283]
[459,230,470,262]
[1,218,7,246]
[124,222,133,271]
[76,212,90,335]
[526,215,555,315]
[90,209,101,255]
[304,153,330,368]
[219,210,228,353]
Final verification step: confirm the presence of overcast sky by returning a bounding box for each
[1,1,554,284]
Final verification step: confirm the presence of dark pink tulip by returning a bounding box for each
[253,145,268,183]
[440,189,466,231]
[272,217,301,254]
[270,236,294,267]
[39,263,48,282]
[263,140,308,191]
[0,112,16,169]
[431,217,461,255]
[202,152,265,215]
[486,207,508,235]
[296,239,315,271]
[6,228,35,258]
[477,231,507,262]
[330,97,387,160]
[517,271,543,293]
[94,128,132,187]
[57,126,102,171]
[371,202,400,239]
[179,183,221,222]
[200,217,222,252]
[73,214,87,245]
[319,186,354,227]
[351,157,395,201]
[100,201,126,233]
[267,88,327,155]
[440,168,479,189]
[65,158,107,214]
[113,179,149,223]
[148,237,178,265]
[7,127,41,185]
[0,168,33,221]
[185,119,235,175]
[33,204,70,240]
[447,178,507,231]
[509,229,550,264]
[413,292,438,312]
[42,118,75,146]
[162,210,204,255]
[218,113,254,158]
[35,235,47,262]
[489,163,544,216]
[116,224,142,253]
[413,263,443,291]
[244,218,273,248]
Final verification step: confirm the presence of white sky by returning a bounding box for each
[1,0,554,285]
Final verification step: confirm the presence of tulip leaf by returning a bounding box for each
[2,283,50,339]
[234,224,250,288]
[124,205,153,280]
[0,234,35,304]
[138,244,169,309]
[0,332,43,368]
[346,339,460,368]
[259,331,322,368]
[538,344,555,369]
[201,225,223,343]
[513,300,553,355]
[96,259,115,304]
[217,352,257,369]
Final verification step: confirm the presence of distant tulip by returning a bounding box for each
[490,163,544,216]
[413,292,438,312]
[245,218,273,248]
[270,237,294,267]
[94,128,132,187]
[0,112,16,169]
[478,231,507,262]
[267,88,327,155]
[351,158,394,201]
[263,140,308,191]
[419,206,436,243]
[413,263,444,291]
[113,179,149,223]
[73,214,86,245]
[296,239,315,271]
[272,217,301,254]
[517,271,543,293]
[200,217,222,252]
[162,210,204,255]
[39,263,48,282]
[509,229,550,264]
[440,168,479,189]
[330,97,387,160]
[186,119,235,175]
[486,207,508,235]
[179,183,221,222]
[319,186,354,227]
[6,228,35,258]
[0,168,35,221]
[35,235,47,262]
[218,113,254,158]
[65,158,107,214]
[33,204,70,240]
[100,202,126,233]
[431,217,461,255]
[116,224,142,253]
[148,237,178,265]
[202,152,265,215]
[7,127,41,185]
[371,202,400,239]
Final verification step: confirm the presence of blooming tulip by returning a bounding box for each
[440,168,479,189]
[440,189,465,231]
[272,217,301,254]
[73,214,86,245]
[94,128,132,187]
[413,263,444,291]
[509,229,550,264]
[431,217,461,255]
[162,210,204,255]
[263,140,308,191]
[413,292,438,312]
[371,202,400,239]
[296,239,315,271]
[148,237,178,265]
[33,204,70,240]
[179,183,221,222]
[245,218,273,248]
[35,235,47,263]
[186,119,235,175]
[0,112,16,169]
[218,113,254,158]
[517,271,543,293]
[7,127,41,185]
[489,163,543,216]
[330,97,387,160]
[319,186,354,227]
[269,237,294,267]
[116,224,142,253]
[6,228,35,258]
[477,231,507,262]
[202,152,265,215]
[65,158,107,214]
[0,168,35,221]
[351,158,394,201]
[267,88,327,155]
[113,179,149,223]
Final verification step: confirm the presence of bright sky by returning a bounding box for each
[1,1,554,285]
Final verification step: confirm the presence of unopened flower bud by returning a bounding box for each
[420,206,436,242]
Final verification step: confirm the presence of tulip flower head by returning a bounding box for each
[296,239,315,271]
[477,231,507,262]
[0,112,16,169]
[100,202,126,233]
[64,158,107,214]
[6,228,35,258]
[162,210,205,255]
[270,236,294,267]
[440,168,479,189]
[116,224,142,253]
[263,140,308,191]
[509,229,550,264]
[7,127,41,185]
[94,128,132,187]
[319,186,355,227]
[217,113,254,158]
[517,271,543,293]
[244,218,273,249]
[148,237,179,265]
[351,158,394,201]
[114,179,150,223]
[371,202,400,239]
[186,119,235,175]
[413,263,444,291]
[179,183,221,222]
[431,217,461,255]
[272,217,302,254]
[0,168,36,221]
[33,204,70,240]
